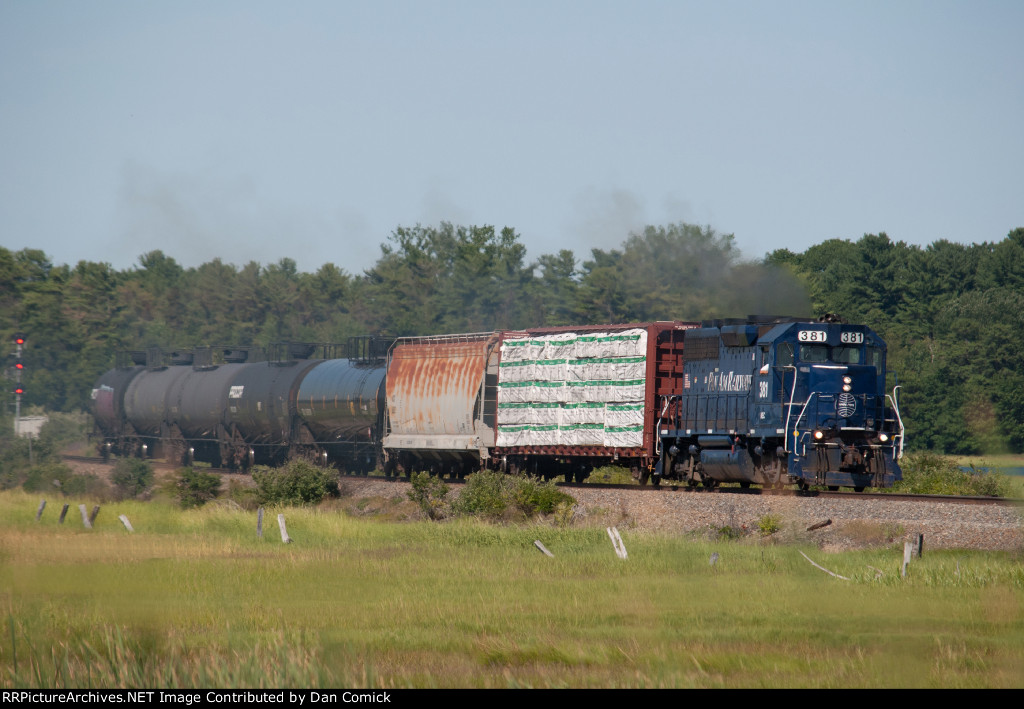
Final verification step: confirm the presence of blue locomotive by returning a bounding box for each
[653,315,904,490]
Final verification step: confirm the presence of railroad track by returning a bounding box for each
[62,454,1020,506]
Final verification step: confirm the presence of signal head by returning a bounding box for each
[14,333,25,345]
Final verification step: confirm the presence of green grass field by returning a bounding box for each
[1,490,1022,688]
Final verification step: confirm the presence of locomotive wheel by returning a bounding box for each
[638,469,650,485]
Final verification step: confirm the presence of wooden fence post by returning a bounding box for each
[278,514,292,544]
[58,504,69,524]
[35,499,46,521]
[534,540,554,557]
[902,541,913,578]
[118,515,135,533]
[607,526,628,559]
[89,506,100,525]
[257,507,264,539]
[79,504,92,529]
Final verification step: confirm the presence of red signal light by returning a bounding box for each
[14,386,24,395]
[14,361,24,370]
[14,334,25,345]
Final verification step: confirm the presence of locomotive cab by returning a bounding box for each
[656,316,904,490]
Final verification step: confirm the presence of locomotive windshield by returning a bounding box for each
[798,344,862,364]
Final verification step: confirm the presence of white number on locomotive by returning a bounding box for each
[797,330,827,342]
[840,331,864,344]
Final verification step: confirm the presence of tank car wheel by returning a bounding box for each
[739,481,751,489]
[854,486,865,492]
[827,486,839,491]
[651,474,661,487]
[702,478,718,489]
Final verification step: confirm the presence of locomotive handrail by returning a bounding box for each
[791,392,820,454]
[782,365,798,452]
[887,386,905,459]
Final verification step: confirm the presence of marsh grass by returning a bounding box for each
[1,490,1021,688]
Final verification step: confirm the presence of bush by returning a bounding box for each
[60,472,108,498]
[894,452,1010,497]
[20,460,108,498]
[110,458,155,500]
[22,461,73,493]
[583,466,635,484]
[252,460,340,506]
[450,470,575,521]
[407,471,450,520]
[716,525,745,541]
[757,513,782,537]
[38,412,90,452]
[174,467,222,509]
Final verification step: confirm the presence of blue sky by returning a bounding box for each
[2,1,1021,275]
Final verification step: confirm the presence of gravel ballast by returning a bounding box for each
[341,479,1023,552]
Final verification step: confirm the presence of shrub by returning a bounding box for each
[757,513,782,537]
[894,452,1010,497]
[60,472,108,498]
[111,458,154,500]
[174,467,222,509]
[22,462,73,493]
[19,460,108,498]
[252,460,340,506]
[583,466,636,484]
[450,470,575,520]
[407,471,450,520]
[38,412,90,452]
[716,525,745,541]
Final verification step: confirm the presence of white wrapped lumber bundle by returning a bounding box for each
[496,329,648,448]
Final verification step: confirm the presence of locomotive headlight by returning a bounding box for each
[813,429,825,441]
[878,433,889,443]
[842,384,852,392]
[843,376,852,384]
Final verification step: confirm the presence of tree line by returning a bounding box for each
[2,222,1022,454]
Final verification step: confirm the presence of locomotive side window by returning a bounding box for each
[833,345,861,364]
[777,342,794,367]
[867,346,884,374]
[799,344,829,362]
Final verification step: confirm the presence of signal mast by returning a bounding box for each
[13,333,25,434]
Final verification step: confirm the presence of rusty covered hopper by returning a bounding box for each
[383,333,499,457]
